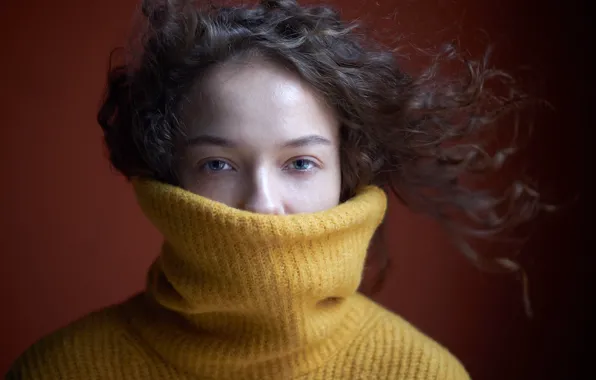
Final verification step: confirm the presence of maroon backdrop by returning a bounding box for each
[1,0,590,378]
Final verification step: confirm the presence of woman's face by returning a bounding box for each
[178,59,341,215]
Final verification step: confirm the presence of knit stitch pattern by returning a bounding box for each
[7,179,469,379]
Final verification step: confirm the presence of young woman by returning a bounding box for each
[8,0,540,378]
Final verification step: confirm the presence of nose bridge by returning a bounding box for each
[243,165,283,215]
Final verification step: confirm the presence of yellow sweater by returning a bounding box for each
[7,179,470,380]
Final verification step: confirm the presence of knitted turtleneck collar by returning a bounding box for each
[130,179,387,379]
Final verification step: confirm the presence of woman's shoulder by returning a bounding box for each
[345,294,471,380]
[5,293,150,380]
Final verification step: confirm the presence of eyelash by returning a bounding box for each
[199,158,320,174]
[283,158,318,172]
[200,159,233,173]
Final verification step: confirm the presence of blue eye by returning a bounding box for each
[203,160,232,172]
[289,159,316,171]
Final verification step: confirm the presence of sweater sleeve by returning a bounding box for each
[370,309,471,380]
[5,308,143,380]
[318,297,472,380]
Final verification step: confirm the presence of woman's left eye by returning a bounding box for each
[287,158,317,171]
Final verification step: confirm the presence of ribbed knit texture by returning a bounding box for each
[7,179,470,380]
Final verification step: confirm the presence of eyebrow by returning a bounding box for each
[185,134,333,148]
[186,135,236,148]
[283,135,333,148]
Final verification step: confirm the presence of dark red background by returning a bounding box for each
[1,0,591,378]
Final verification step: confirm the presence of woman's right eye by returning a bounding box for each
[201,159,233,172]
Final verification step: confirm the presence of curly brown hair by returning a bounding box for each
[98,0,547,312]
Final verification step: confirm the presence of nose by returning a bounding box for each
[242,171,285,215]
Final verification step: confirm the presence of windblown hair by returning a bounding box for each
[98,0,546,306]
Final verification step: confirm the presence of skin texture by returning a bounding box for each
[177,58,342,214]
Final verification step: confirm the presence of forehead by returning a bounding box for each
[182,58,339,142]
